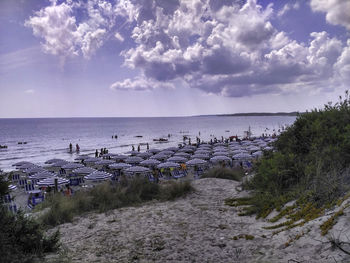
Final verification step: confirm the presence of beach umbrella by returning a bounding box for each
[174,152,191,158]
[29,171,56,180]
[62,163,84,170]
[125,156,143,164]
[167,156,187,163]
[126,150,139,156]
[212,151,230,156]
[84,171,112,181]
[159,150,175,156]
[45,158,66,164]
[74,155,89,161]
[213,142,227,147]
[147,149,160,154]
[164,147,178,152]
[191,154,210,160]
[252,151,263,158]
[24,167,46,174]
[125,166,150,174]
[232,153,252,160]
[246,146,260,152]
[17,163,38,170]
[37,177,69,187]
[186,158,207,166]
[8,184,17,191]
[112,155,128,161]
[84,157,101,163]
[263,146,273,151]
[12,161,33,167]
[95,159,115,165]
[108,163,132,170]
[157,162,180,169]
[139,159,161,167]
[195,149,211,154]
[137,152,153,158]
[150,153,168,160]
[72,167,97,175]
[210,156,232,163]
[213,147,228,152]
[48,160,69,168]
[178,148,195,153]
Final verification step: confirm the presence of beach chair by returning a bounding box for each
[18,178,27,187]
[171,170,184,179]
[2,194,12,203]
[25,184,35,193]
[59,169,66,175]
[12,174,20,182]
[7,203,17,213]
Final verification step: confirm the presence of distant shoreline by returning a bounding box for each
[197,112,301,117]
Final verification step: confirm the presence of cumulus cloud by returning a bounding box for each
[24,89,35,94]
[26,0,350,98]
[310,0,350,30]
[110,76,175,91]
[25,0,118,60]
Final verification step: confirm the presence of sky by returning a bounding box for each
[0,0,349,118]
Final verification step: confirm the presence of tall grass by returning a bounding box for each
[39,177,193,227]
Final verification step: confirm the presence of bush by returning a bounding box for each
[237,91,350,218]
[201,167,244,181]
[0,177,60,263]
[39,177,193,227]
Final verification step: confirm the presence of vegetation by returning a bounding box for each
[39,177,193,227]
[232,91,350,232]
[0,175,59,263]
[202,166,244,181]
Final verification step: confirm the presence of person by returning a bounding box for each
[146,143,149,150]
[76,144,80,152]
[137,145,140,152]
[64,184,72,196]
[132,145,135,151]
[69,143,72,153]
[95,149,98,158]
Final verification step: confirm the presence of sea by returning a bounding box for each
[0,116,296,172]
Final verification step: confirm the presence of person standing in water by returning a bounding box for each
[95,149,98,158]
[146,143,149,150]
[137,144,140,152]
[69,143,72,153]
[76,144,80,152]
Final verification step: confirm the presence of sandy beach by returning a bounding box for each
[45,178,350,263]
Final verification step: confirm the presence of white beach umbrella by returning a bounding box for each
[186,158,207,166]
[125,156,143,164]
[191,154,210,160]
[112,155,128,161]
[167,156,187,163]
[29,171,56,180]
[8,184,17,191]
[24,167,46,174]
[95,159,115,165]
[17,163,38,170]
[84,157,101,163]
[246,146,260,152]
[140,159,161,167]
[37,177,69,187]
[12,161,33,167]
[137,152,153,158]
[213,142,227,147]
[164,147,179,152]
[157,162,180,169]
[232,153,252,160]
[252,151,263,158]
[178,148,195,153]
[150,153,168,160]
[125,166,150,174]
[159,150,175,156]
[263,146,273,151]
[45,158,66,164]
[84,171,112,181]
[62,163,84,170]
[108,163,132,170]
[48,160,69,168]
[72,167,97,175]
[212,151,230,156]
[210,156,232,163]
[174,152,191,158]
[126,150,140,156]
[147,149,160,154]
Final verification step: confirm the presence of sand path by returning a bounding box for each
[50,178,350,262]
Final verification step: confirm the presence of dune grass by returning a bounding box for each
[38,177,193,227]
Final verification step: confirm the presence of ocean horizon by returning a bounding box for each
[0,115,296,172]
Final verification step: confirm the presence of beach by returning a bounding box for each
[45,178,350,263]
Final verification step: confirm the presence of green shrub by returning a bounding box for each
[0,176,60,262]
[234,91,350,220]
[202,167,244,181]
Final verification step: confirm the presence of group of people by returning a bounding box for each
[69,143,80,153]
[131,143,149,152]
[96,148,109,157]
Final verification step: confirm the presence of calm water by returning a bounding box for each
[0,116,296,171]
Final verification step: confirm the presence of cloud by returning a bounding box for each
[26,0,350,98]
[310,0,350,30]
[277,1,300,17]
[110,76,175,91]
